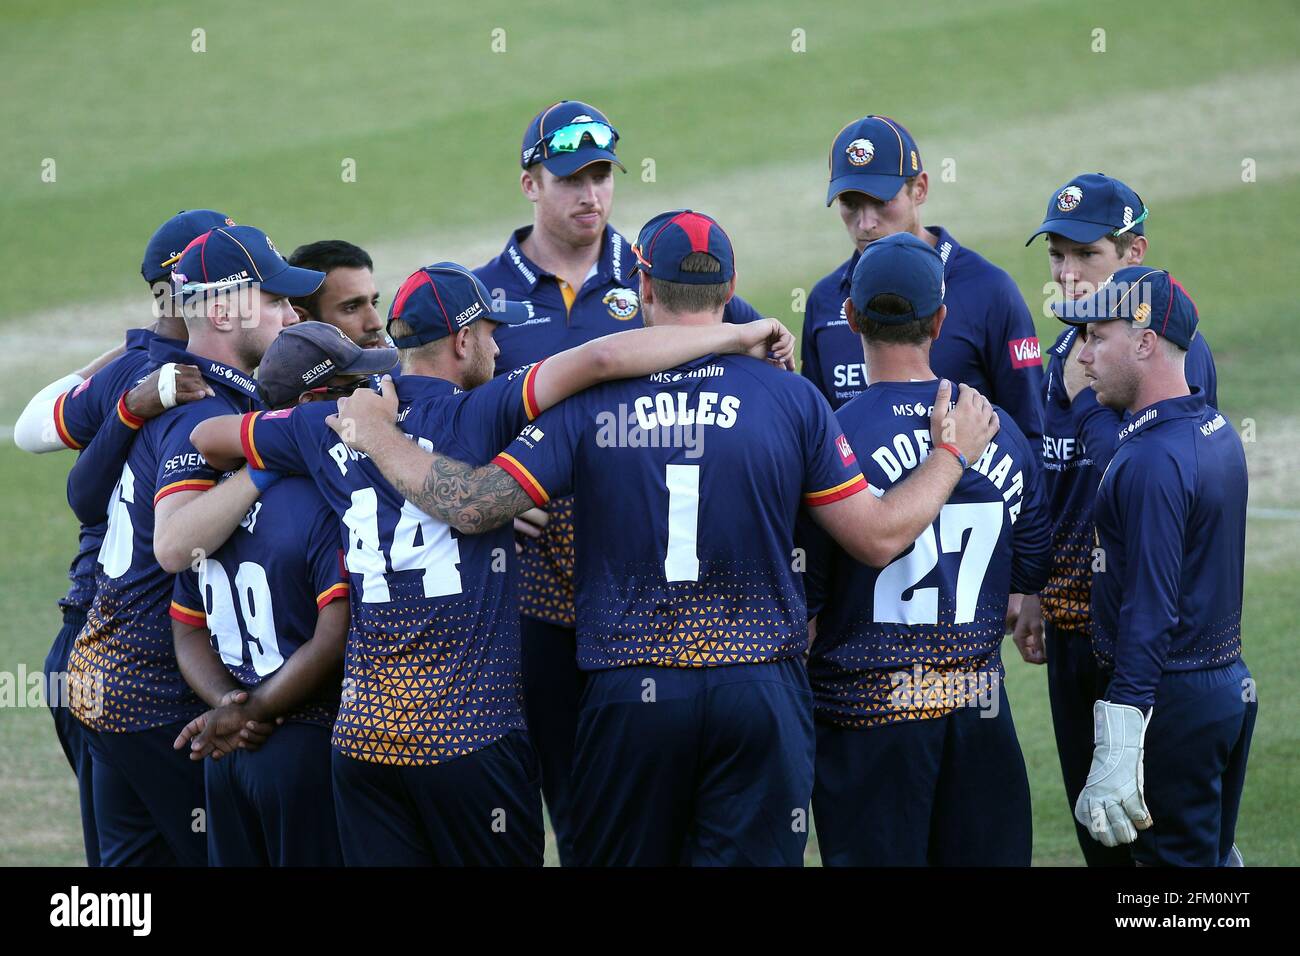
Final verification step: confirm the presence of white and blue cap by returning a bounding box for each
[387,262,532,348]
[850,232,945,322]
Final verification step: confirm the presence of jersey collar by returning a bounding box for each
[502,224,631,292]
[147,338,261,403]
[394,373,463,404]
[1116,388,1207,445]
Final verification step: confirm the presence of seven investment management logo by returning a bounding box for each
[50,886,151,936]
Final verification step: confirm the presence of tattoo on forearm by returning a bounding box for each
[395,454,533,534]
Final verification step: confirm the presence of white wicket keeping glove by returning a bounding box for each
[1073,700,1153,847]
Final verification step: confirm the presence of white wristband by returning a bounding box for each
[157,362,179,409]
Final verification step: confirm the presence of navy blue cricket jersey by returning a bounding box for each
[1092,388,1247,708]
[804,381,1051,727]
[1039,326,1218,631]
[67,340,261,732]
[170,476,349,726]
[240,364,546,765]
[474,224,766,628]
[493,353,869,670]
[51,328,181,611]
[800,226,1045,447]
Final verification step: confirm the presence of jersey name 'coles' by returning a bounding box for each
[493,354,868,670]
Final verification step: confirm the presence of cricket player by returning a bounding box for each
[474,100,770,862]
[1017,174,1219,865]
[802,233,1051,866]
[287,240,387,349]
[1053,267,1254,867]
[12,209,232,865]
[329,211,1000,866]
[802,115,1045,449]
[65,224,318,865]
[169,323,396,866]
[188,262,793,866]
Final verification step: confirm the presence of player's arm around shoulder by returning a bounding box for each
[326,377,536,535]
[529,316,794,413]
[811,380,999,566]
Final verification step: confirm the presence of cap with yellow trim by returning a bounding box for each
[171,225,325,302]
[827,115,923,206]
[1053,266,1198,350]
[141,209,234,283]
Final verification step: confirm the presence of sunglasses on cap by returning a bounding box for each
[524,121,618,166]
[307,377,369,399]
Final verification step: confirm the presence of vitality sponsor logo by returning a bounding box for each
[1008,337,1042,368]
[835,433,856,467]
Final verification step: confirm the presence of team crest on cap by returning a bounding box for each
[572,114,594,123]
[846,139,875,167]
[1133,302,1152,325]
[603,288,639,320]
[1057,186,1084,212]
[224,217,235,226]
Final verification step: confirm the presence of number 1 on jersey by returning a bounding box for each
[664,464,700,582]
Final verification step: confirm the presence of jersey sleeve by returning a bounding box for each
[169,568,207,629]
[241,406,318,474]
[1074,387,1122,489]
[1105,450,1189,709]
[492,396,583,507]
[984,276,1045,451]
[722,293,763,325]
[457,361,546,454]
[64,393,146,525]
[799,386,869,507]
[305,497,348,610]
[1006,419,1052,595]
[153,405,223,506]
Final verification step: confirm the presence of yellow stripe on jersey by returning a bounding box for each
[803,474,869,506]
[53,391,82,450]
[169,600,207,627]
[153,478,216,505]
[316,582,349,609]
[494,452,549,506]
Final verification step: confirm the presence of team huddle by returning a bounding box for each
[16,101,1255,867]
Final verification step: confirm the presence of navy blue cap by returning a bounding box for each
[849,232,945,322]
[141,210,235,283]
[173,225,325,301]
[1052,266,1198,349]
[257,321,398,408]
[629,210,735,284]
[827,115,923,206]
[520,100,626,177]
[1027,173,1148,245]
[387,262,531,348]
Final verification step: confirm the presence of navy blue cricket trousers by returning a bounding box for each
[45,605,100,867]
[570,657,815,867]
[205,720,341,867]
[87,721,207,866]
[331,729,543,866]
[519,615,585,866]
[812,680,1031,866]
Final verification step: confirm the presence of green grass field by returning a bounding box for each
[1,0,1297,865]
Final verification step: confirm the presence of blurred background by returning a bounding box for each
[1,0,1296,864]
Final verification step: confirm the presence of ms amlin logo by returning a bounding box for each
[50,886,151,936]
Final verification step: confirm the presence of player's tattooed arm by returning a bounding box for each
[326,387,532,534]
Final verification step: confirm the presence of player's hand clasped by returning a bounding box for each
[127,363,212,420]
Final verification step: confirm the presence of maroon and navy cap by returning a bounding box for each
[827,115,923,206]
[521,100,626,177]
[630,210,735,284]
[257,321,397,408]
[387,262,532,348]
[141,209,235,283]
[1053,266,1198,350]
[172,225,325,301]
